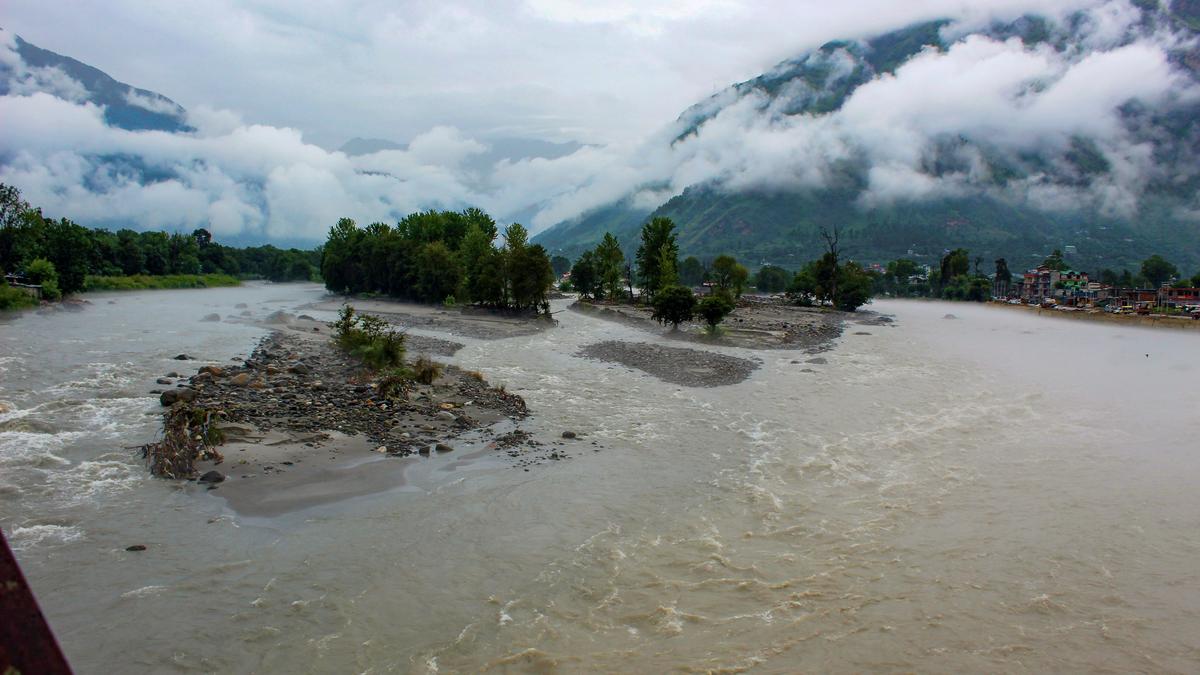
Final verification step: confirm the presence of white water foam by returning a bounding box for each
[8,524,84,550]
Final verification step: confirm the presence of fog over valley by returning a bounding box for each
[3,0,1198,256]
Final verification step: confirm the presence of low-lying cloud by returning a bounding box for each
[1,0,1197,244]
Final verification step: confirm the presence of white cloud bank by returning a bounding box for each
[1,0,1197,243]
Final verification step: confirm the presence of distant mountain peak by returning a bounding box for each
[535,4,1200,272]
[0,29,191,133]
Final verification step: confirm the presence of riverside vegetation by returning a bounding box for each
[872,248,1200,302]
[0,183,319,310]
[567,218,874,337]
[320,209,556,314]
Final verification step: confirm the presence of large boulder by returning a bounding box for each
[229,373,251,387]
[197,470,224,483]
[159,388,197,406]
[198,365,224,377]
[201,313,221,322]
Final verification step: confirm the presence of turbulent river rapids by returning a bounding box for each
[1,283,1197,673]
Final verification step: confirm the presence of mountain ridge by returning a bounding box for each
[0,30,191,133]
[534,4,1200,272]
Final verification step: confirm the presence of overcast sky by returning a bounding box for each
[3,0,1190,242]
[2,0,1102,149]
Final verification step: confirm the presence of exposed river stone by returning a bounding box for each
[160,388,197,406]
[167,330,529,459]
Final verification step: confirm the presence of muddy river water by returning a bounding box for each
[1,284,1197,673]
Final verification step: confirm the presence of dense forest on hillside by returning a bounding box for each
[536,187,1197,275]
[535,7,1200,274]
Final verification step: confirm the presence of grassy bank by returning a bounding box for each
[83,273,241,292]
[0,283,38,311]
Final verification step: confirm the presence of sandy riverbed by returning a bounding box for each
[569,294,883,350]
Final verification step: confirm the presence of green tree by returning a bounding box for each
[789,252,874,311]
[167,232,201,275]
[834,262,874,311]
[1042,249,1067,271]
[595,232,625,302]
[679,256,706,287]
[508,242,554,312]
[939,248,970,290]
[471,248,506,307]
[1140,254,1178,288]
[550,255,571,278]
[656,243,679,288]
[754,264,790,293]
[416,241,462,303]
[880,258,922,297]
[461,207,498,242]
[634,216,679,299]
[192,228,212,248]
[26,258,61,300]
[1191,271,1200,287]
[711,254,749,297]
[322,217,362,294]
[651,284,696,330]
[0,206,47,273]
[502,223,529,307]
[140,231,170,276]
[993,258,1012,297]
[116,229,145,275]
[88,229,121,276]
[697,293,735,333]
[459,222,496,304]
[45,218,93,294]
[570,251,600,300]
[501,224,554,312]
[0,183,30,230]
[888,258,919,281]
[788,260,822,306]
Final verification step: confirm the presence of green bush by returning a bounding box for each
[330,305,407,370]
[26,258,61,300]
[40,278,62,301]
[0,282,37,311]
[697,292,736,334]
[651,284,697,330]
[82,273,240,291]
